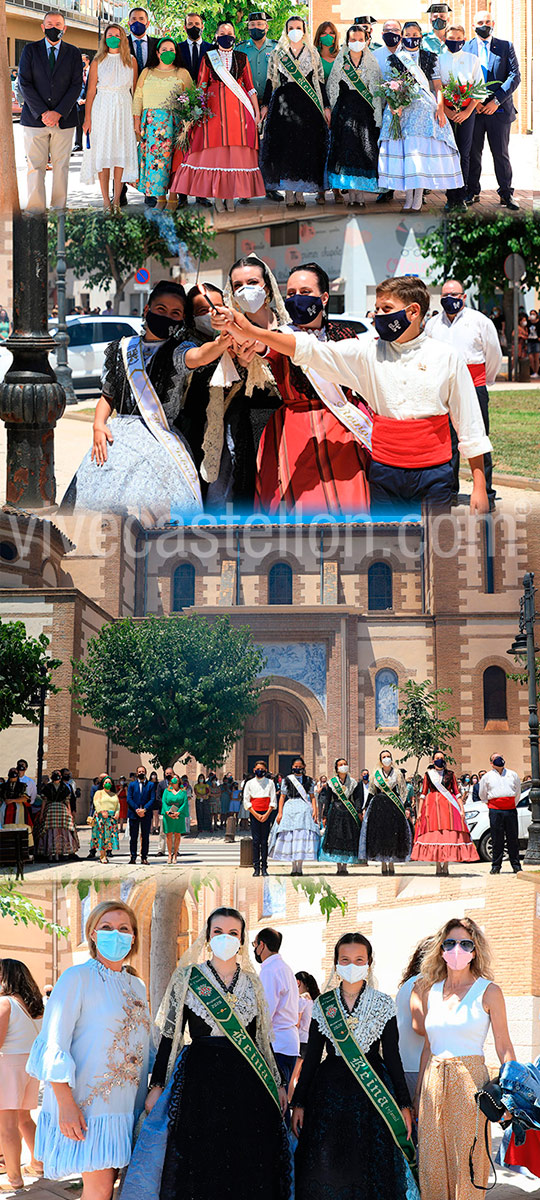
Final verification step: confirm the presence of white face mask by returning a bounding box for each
[336,962,369,984]
[234,284,267,314]
[288,28,304,42]
[338,765,349,774]
[210,933,241,961]
[194,313,215,337]
[381,756,392,767]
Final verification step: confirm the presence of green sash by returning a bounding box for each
[342,56,374,109]
[188,965,281,1110]
[329,776,361,827]
[373,768,407,818]
[319,989,417,1178]
[279,50,325,116]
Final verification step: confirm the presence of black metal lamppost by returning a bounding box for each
[508,571,540,865]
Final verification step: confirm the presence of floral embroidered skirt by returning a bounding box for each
[138,108,181,198]
[90,812,120,855]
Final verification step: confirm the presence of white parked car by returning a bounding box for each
[49,314,143,390]
[464,786,532,861]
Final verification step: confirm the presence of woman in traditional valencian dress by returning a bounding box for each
[410,748,479,875]
[360,750,412,875]
[292,931,418,1200]
[378,21,462,211]
[319,757,364,875]
[61,281,232,522]
[0,770,33,842]
[121,907,291,1200]
[268,755,320,876]
[171,22,264,213]
[260,18,330,208]
[326,24,383,206]
[27,901,150,1199]
[241,261,372,515]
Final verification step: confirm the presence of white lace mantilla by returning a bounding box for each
[314,985,396,1052]
[185,962,259,1035]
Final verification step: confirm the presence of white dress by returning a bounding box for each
[80,54,139,184]
[27,958,150,1178]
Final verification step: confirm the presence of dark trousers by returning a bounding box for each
[490,807,520,871]
[468,113,513,199]
[74,103,84,150]
[450,384,494,498]
[274,1051,297,1127]
[446,112,476,203]
[369,460,454,509]
[250,813,271,871]
[129,812,152,860]
[196,798,211,832]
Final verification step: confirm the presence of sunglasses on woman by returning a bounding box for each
[441,938,474,952]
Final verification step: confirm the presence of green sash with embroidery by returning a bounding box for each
[188,965,281,1109]
[342,56,374,109]
[373,767,407,817]
[318,989,417,1178]
[279,50,325,116]
[329,776,361,827]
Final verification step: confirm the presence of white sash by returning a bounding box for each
[207,49,255,121]
[287,774,311,803]
[302,366,373,452]
[396,50,435,102]
[427,768,462,815]
[121,337,202,508]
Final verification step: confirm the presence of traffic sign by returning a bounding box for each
[133,267,151,291]
[503,253,526,284]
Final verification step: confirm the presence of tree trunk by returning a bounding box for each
[149,879,187,1017]
[0,5,20,214]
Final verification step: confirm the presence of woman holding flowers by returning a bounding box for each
[326,24,383,206]
[377,20,463,211]
[133,39,191,210]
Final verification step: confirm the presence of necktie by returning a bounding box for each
[480,38,489,80]
[192,43,198,75]
[49,46,56,71]
[135,39,144,70]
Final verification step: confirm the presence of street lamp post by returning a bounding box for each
[508,571,540,865]
[54,212,77,405]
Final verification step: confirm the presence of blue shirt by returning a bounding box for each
[236,36,277,100]
[421,31,447,54]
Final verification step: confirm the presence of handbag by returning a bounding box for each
[86,815,95,827]
[469,1076,506,1191]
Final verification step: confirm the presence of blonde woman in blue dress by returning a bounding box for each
[27,900,150,1200]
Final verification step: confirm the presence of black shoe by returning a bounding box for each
[513,864,523,872]
[86,851,96,860]
[490,867,500,874]
[141,858,148,865]
[376,190,393,204]
[119,184,128,207]
[144,196,158,208]
[501,197,520,211]
[266,189,284,203]
[196,197,212,207]
[466,194,480,205]
[130,857,136,864]
[262,868,269,876]
[238,198,250,205]
[489,496,497,512]
[72,145,82,153]
[156,850,166,856]
[252,868,260,876]
[444,201,467,212]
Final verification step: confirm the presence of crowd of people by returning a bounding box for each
[0,750,526,878]
[1,903,539,1199]
[14,5,522,214]
[57,263,500,519]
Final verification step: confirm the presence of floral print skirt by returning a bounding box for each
[90,811,120,855]
[138,108,181,198]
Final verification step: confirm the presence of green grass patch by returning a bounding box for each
[489,389,540,478]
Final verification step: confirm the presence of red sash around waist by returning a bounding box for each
[487,796,516,811]
[467,362,487,387]
[371,413,452,468]
[251,794,272,813]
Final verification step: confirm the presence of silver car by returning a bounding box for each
[464,786,532,861]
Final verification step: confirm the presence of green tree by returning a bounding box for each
[378,679,460,783]
[48,211,215,312]
[419,213,540,294]
[0,620,60,732]
[71,614,266,769]
[0,880,68,935]
[146,0,307,41]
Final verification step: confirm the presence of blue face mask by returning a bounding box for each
[95,929,133,962]
[374,307,411,341]
[130,20,147,35]
[284,293,323,325]
[441,294,464,315]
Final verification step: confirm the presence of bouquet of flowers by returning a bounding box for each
[166,82,214,150]
[374,69,420,139]
[442,73,494,111]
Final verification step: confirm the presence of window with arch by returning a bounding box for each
[483,665,507,724]
[368,562,393,611]
[375,668,399,728]
[172,562,195,611]
[268,562,293,605]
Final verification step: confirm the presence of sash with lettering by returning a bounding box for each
[426,767,463,817]
[187,965,281,1109]
[121,336,202,508]
[373,768,407,817]
[394,49,435,103]
[278,50,325,116]
[329,775,361,827]
[342,55,375,109]
[302,365,373,452]
[206,49,255,120]
[318,989,418,1179]
[287,773,311,804]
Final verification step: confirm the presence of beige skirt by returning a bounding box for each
[0,1052,40,1110]
[418,1054,490,1200]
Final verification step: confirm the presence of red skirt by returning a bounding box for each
[411,788,479,864]
[172,145,264,199]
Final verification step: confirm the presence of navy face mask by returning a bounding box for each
[217,34,235,48]
[382,31,401,47]
[402,36,421,48]
[130,20,147,35]
[441,294,464,315]
[249,27,266,40]
[284,293,324,325]
[432,18,447,30]
[445,38,465,52]
[374,307,411,341]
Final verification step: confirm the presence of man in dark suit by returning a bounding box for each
[18,11,83,212]
[177,13,212,81]
[127,7,159,71]
[464,10,521,210]
[127,765,155,863]
[73,52,90,152]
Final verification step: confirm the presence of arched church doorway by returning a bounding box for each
[243,698,305,776]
